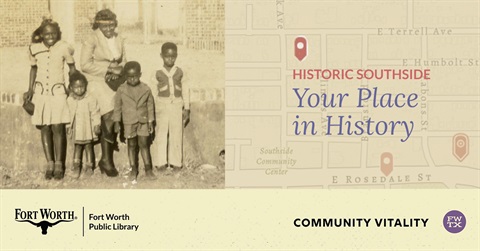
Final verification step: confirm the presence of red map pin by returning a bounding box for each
[380,152,393,176]
[294,36,307,61]
[453,133,469,162]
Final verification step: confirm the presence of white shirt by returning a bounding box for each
[106,36,121,60]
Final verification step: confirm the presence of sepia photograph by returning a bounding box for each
[0,0,225,189]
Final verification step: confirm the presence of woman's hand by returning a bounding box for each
[109,66,123,75]
[106,63,122,82]
[105,73,120,82]
[68,64,77,76]
[108,61,123,75]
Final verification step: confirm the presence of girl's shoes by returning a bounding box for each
[45,161,65,180]
[45,161,55,180]
[53,162,65,180]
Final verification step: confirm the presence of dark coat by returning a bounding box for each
[113,82,154,124]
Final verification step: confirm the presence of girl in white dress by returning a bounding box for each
[25,19,76,180]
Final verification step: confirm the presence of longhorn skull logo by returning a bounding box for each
[16,220,73,235]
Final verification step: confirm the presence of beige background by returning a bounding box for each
[225,0,480,188]
[2,0,480,249]
[1,190,479,250]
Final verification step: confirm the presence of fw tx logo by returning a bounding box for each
[15,208,77,235]
[443,210,467,234]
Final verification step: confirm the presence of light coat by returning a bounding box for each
[67,93,101,143]
[80,29,127,115]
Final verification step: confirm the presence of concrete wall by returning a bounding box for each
[74,0,99,43]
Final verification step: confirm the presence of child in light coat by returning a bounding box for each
[66,72,101,178]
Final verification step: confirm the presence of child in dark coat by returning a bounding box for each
[113,61,155,180]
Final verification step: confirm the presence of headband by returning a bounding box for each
[95,20,116,24]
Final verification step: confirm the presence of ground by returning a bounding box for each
[1,164,224,189]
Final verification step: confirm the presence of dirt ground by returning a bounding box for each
[0,42,225,189]
[0,165,224,189]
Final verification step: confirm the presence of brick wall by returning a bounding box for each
[1,0,225,49]
[0,0,98,48]
[183,0,225,51]
[74,0,98,42]
[0,0,50,47]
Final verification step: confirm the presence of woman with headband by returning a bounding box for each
[80,9,127,177]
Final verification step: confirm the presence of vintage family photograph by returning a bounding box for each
[0,0,225,189]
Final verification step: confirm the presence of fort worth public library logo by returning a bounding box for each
[15,208,76,235]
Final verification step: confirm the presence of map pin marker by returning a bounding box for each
[380,152,393,176]
[294,36,307,61]
[453,133,469,162]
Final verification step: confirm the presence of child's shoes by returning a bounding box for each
[155,164,169,172]
[72,159,82,179]
[128,166,139,181]
[83,163,95,177]
[145,165,156,180]
[171,165,183,173]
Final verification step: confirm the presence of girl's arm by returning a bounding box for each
[25,45,37,100]
[64,42,76,76]
[29,66,37,91]
[63,43,76,93]
[67,63,76,95]
[65,98,73,137]
[68,63,77,76]
[25,66,38,100]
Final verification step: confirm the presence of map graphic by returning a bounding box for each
[225,0,480,188]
